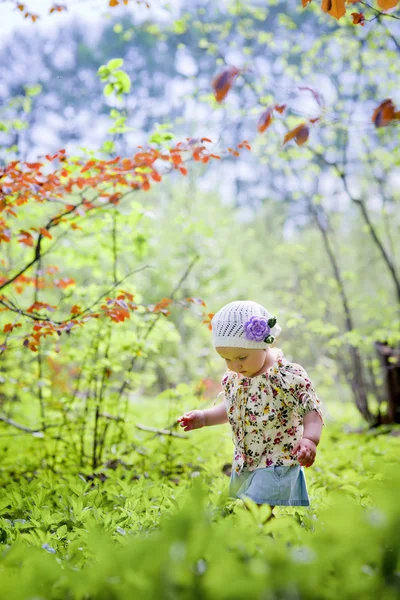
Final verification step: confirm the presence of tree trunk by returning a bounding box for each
[310,203,374,423]
[374,342,400,424]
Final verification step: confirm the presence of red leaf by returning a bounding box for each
[211,66,240,103]
[257,107,274,133]
[351,11,365,24]
[283,123,309,146]
[372,99,396,128]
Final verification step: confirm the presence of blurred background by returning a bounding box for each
[1,0,400,472]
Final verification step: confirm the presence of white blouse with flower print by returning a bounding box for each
[220,348,324,475]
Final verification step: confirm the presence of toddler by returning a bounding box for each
[178,300,324,511]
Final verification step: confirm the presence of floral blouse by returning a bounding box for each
[220,349,324,475]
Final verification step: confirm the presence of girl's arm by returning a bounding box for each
[291,410,323,467]
[303,409,323,446]
[177,398,228,431]
[203,399,229,426]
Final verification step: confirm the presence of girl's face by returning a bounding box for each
[216,346,272,377]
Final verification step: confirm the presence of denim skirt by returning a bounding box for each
[229,464,309,507]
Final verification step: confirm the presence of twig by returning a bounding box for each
[0,415,58,433]
[135,423,188,438]
[0,264,153,323]
[360,1,400,20]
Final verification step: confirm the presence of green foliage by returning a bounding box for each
[97,58,132,97]
[0,84,42,159]
[0,397,399,598]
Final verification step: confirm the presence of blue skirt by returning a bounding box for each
[229,464,310,507]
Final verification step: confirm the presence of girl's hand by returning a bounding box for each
[177,410,206,431]
[291,438,317,468]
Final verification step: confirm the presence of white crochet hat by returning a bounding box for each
[211,300,282,349]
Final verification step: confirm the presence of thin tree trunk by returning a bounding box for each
[310,202,374,423]
[374,342,400,424]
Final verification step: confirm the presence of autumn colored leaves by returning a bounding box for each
[0,144,218,352]
[211,65,399,147]
[302,0,399,21]
[372,100,400,128]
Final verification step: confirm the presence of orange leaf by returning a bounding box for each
[40,228,53,239]
[80,160,96,173]
[18,231,34,247]
[4,323,13,333]
[211,66,240,103]
[185,297,206,307]
[70,305,81,315]
[54,278,75,289]
[154,298,173,311]
[122,158,133,170]
[257,107,273,133]
[377,0,398,8]
[274,104,286,114]
[302,0,312,5]
[109,0,119,5]
[283,123,309,146]
[171,153,182,166]
[351,11,365,24]
[119,290,134,301]
[321,0,346,19]
[372,99,396,128]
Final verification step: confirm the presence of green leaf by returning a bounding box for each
[113,71,131,94]
[107,58,124,71]
[23,98,32,113]
[104,83,114,97]
[173,19,187,34]
[13,120,28,131]
[24,84,42,97]
[97,66,110,80]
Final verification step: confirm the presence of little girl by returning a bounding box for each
[178,300,324,510]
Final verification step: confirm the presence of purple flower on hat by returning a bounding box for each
[243,316,270,342]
